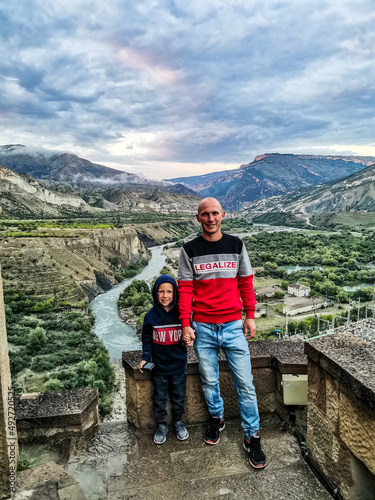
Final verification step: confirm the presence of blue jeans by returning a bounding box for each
[193,320,260,439]
[152,372,187,423]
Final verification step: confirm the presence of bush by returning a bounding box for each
[44,378,64,391]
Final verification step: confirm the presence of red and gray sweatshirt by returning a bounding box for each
[177,233,256,327]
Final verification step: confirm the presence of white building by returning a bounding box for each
[283,297,333,316]
[288,283,310,297]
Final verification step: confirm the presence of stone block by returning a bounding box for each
[220,371,240,419]
[339,390,375,475]
[257,392,275,414]
[185,374,208,423]
[307,359,326,414]
[325,373,339,435]
[252,367,275,394]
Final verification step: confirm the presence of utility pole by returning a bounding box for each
[285,306,288,337]
[357,297,361,323]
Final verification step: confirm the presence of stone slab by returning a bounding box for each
[16,462,76,491]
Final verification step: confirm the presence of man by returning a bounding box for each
[177,197,266,469]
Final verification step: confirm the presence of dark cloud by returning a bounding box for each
[1,0,375,177]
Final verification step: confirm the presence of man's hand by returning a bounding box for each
[138,360,146,373]
[243,318,256,339]
[182,326,195,346]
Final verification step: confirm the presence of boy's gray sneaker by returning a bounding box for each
[154,424,168,445]
[174,420,189,441]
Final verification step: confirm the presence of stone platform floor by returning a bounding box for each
[64,413,333,500]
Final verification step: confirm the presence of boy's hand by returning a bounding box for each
[182,326,195,346]
[243,318,256,339]
[138,360,147,373]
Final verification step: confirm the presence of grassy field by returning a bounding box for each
[253,277,282,288]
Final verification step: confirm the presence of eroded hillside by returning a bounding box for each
[0,219,196,304]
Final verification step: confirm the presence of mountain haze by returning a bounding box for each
[169,153,374,209]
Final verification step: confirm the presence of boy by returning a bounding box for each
[138,274,189,444]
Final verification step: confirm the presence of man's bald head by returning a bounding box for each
[196,197,225,241]
[197,197,224,215]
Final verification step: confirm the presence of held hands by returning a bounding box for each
[243,318,256,339]
[182,326,195,346]
[138,360,147,373]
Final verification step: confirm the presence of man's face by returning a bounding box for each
[196,199,225,239]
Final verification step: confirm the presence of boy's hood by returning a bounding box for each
[152,274,178,311]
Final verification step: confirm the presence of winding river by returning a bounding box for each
[89,244,167,360]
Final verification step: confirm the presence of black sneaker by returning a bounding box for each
[243,436,266,469]
[204,415,225,445]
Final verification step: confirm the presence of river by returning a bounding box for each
[89,244,167,359]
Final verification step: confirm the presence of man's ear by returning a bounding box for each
[222,211,225,219]
[195,213,201,222]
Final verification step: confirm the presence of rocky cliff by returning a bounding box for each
[0,227,148,304]
[0,165,97,217]
[0,219,196,303]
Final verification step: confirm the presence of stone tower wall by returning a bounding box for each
[0,265,18,498]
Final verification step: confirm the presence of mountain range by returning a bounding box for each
[2,145,375,216]
[0,165,200,217]
[169,153,375,210]
[0,145,200,216]
[0,144,195,195]
[239,162,375,222]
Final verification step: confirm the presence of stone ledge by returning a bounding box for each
[304,333,375,409]
[15,389,99,421]
[15,388,99,441]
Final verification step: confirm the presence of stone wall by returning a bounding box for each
[0,264,18,499]
[305,332,375,500]
[122,337,308,429]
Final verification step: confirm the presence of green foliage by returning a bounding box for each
[44,378,64,391]
[34,297,54,313]
[115,258,150,281]
[244,231,375,301]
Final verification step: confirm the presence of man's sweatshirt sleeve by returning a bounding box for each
[141,314,153,362]
[177,246,194,328]
[237,243,257,319]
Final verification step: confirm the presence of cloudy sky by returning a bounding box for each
[1,0,375,179]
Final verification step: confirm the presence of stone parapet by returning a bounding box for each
[305,332,375,500]
[15,388,99,442]
[122,337,308,429]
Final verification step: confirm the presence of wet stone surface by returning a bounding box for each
[62,414,333,500]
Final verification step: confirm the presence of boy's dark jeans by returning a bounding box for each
[152,371,187,423]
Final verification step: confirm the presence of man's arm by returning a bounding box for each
[178,246,195,345]
[237,243,257,337]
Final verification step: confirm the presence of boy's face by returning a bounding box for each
[157,282,174,311]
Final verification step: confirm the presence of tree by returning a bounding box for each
[27,327,47,351]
